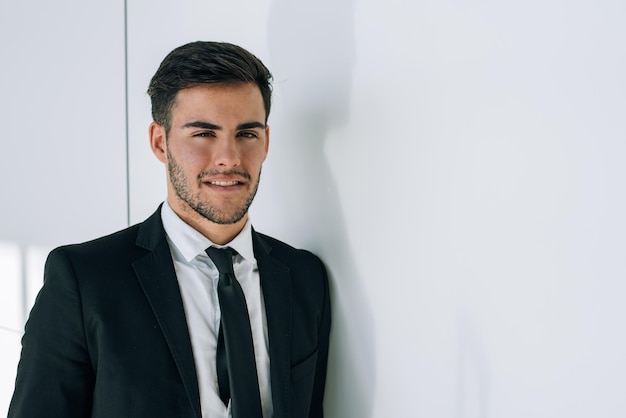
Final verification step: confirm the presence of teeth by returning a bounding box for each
[210,180,239,186]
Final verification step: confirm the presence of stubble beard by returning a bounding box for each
[166,146,261,225]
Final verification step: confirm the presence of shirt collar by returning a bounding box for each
[160,201,256,264]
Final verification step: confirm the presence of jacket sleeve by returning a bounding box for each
[308,259,331,418]
[8,247,95,418]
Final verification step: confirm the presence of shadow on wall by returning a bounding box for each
[268,2,376,418]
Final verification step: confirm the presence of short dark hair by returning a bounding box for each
[147,41,273,131]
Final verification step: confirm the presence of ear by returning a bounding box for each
[149,122,167,163]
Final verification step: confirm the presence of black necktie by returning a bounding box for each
[205,246,263,418]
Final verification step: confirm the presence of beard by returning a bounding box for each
[166,146,261,225]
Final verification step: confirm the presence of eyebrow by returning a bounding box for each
[181,121,266,130]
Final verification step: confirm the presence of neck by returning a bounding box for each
[167,197,248,245]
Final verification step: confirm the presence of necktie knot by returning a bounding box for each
[206,247,235,276]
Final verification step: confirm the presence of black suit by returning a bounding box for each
[8,207,331,418]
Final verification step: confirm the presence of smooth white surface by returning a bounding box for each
[2,0,626,416]
[0,330,21,417]
[0,1,127,414]
[0,2,128,246]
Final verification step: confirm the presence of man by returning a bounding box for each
[8,41,330,418]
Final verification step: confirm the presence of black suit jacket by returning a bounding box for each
[8,207,331,418]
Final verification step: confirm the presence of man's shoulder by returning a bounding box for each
[50,208,162,261]
[253,231,325,273]
[48,223,142,266]
[254,231,311,256]
[61,223,141,249]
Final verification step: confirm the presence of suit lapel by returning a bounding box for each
[132,208,201,418]
[253,231,292,418]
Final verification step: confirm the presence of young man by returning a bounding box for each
[8,41,330,418]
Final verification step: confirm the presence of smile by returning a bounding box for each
[208,180,241,186]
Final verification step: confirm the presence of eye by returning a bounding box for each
[193,131,216,138]
[238,131,259,139]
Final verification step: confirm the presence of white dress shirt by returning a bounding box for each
[161,202,273,418]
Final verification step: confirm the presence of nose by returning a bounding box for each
[214,137,241,168]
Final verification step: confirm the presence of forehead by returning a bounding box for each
[171,82,265,124]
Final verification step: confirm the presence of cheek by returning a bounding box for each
[242,145,268,170]
[171,143,212,169]
[244,155,266,175]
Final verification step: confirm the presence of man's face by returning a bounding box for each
[152,82,269,226]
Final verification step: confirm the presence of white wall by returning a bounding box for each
[0,0,128,413]
[3,0,626,417]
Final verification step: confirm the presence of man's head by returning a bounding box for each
[148,41,273,133]
[148,42,273,244]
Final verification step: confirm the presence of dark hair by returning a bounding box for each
[147,41,273,131]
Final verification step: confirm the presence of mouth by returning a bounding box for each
[199,170,251,190]
[202,176,248,190]
[207,180,242,186]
